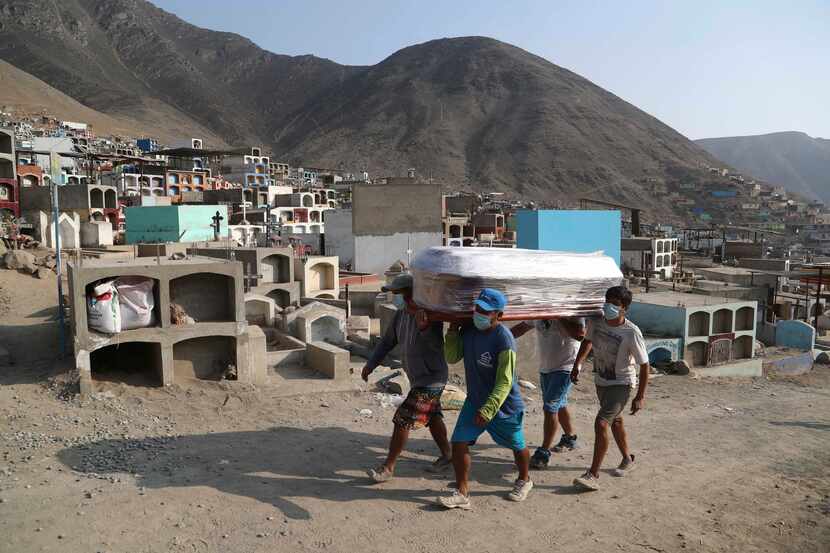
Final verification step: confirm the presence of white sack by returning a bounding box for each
[116,277,156,330]
[87,280,121,334]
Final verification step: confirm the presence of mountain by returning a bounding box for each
[0,59,224,143]
[0,0,721,218]
[696,132,830,203]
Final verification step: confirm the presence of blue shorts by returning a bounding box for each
[450,400,526,452]
[540,371,573,413]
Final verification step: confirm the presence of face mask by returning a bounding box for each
[603,302,621,321]
[392,294,406,310]
[473,312,492,330]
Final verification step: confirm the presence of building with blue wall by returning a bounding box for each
[516,210,621,266]
[125,205,228,244]
[626,291,758,368]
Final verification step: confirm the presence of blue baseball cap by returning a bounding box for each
[474,288,507,312]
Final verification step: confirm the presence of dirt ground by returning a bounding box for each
[1,269,829,553]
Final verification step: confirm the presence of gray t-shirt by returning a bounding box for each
[586,318,649,387]
[366,309,448,388]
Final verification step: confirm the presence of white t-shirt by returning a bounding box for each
[586,318,649,387]
[535,319,583,373]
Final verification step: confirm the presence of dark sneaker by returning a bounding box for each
[552,434,578,452]
[529,447,551,470]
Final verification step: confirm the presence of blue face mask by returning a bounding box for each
[392,294,406,310]
[473,312,493,330]
[603,302,621,321]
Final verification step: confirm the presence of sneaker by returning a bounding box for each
[611,454,636,477]
[552,434,578,452]
[529,447,551,470]
[367,465,393,483]
[425,455,453,474]
[437,490,472,510]
[507,478,534,502]
[573,470,600,491]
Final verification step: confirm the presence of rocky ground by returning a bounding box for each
[1,269,829,553]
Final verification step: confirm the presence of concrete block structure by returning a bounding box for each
[0,129,19,218]
[517,210,622,266]
[279,301,347,342]
[621,237,679,279]
[305,342,349,379]
[243,293,279,327]
[220,148,272,188]
[36,211,81,249]
[80,221,114,247]
[17,164,43,189]
[627,291,759,368]
[331,178,443,274]
[125,205,228,244]
[67,256,265,394]
[190,245,300,308]
[20,183,119,228]
[295,256,339,299]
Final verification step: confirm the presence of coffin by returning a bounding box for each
[411,247,623,320]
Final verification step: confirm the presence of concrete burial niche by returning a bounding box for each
[173,336,236,382]
[90,342,164,387]
[281,301,347,344]
[67,256,264,395]
[296,256,339,299]
[170,272,235,322]
[244,293,278,327]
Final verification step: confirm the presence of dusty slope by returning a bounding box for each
[0,269,828,553]
[0,0,721,214]
[0,60,226,145]
[697,131,830,202]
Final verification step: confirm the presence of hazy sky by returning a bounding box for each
[153,0,829,140]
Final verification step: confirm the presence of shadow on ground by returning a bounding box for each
[769,420,830,431]
[56,426,536,520]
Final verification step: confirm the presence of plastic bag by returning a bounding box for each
[87,280,121,334]
[116,277,156,330]
[440,384,467,411]
[411,247,623,318]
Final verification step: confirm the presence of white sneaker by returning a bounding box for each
[573,470,600,491]
[507,478,533,502]
[611,455,636,477]
[437,490,472,510]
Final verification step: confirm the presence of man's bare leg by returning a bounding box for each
[428,417,452,459]
[382,425,410,473]
[451,442,471,496]
[513,447,531,481]
[541,410,558,450]
[558,406,574,437]
[610,417,631,461]
[589,417,610,477]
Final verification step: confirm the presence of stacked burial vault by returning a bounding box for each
[67,256,267,395]
[68,249,350,394]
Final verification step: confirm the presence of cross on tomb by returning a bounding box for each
[243,261,263,293]
[211,210,224,240]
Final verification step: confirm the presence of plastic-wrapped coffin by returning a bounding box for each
[411,247,623,319]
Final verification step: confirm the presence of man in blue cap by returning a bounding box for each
[437,288,532,509]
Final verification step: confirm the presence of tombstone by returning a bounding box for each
[775,320,816,351]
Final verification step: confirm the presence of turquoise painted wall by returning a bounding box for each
[125,205,228,244]
[627,302,686,339]
[177,205,228,242]
[125,206,181,244]
[516,210,621,265]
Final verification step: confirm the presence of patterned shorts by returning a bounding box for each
[393,386,445,430]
